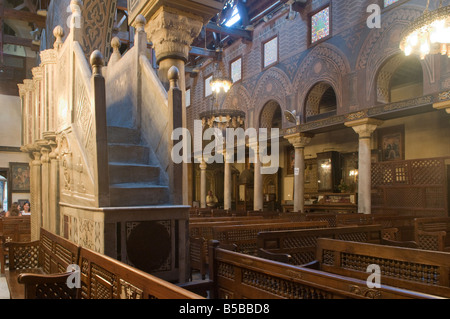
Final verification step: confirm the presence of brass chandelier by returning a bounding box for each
[400,0,450,59]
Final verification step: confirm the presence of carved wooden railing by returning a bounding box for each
[371,157,449,216]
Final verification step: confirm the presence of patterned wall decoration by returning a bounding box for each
[293,43,350,116]
[252,67,292,127]
[81,0,117,62]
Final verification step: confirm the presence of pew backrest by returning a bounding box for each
[0,216,31,243]
[8,227,79,273]
[315,238,450,298]
[212,221,329,255]
[78,247,204,299]
[208,241,442,299]
[414,217,450,251]
[257,225,383,265]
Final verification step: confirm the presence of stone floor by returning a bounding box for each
[0,276,10,299]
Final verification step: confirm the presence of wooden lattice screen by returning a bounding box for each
[371,157,449,216]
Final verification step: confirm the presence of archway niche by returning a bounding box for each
[304,82,337,122]
[376,55,424,104]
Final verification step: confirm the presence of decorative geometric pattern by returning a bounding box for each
[341,252,440,285]
[10,244,39,270]
[241,268,332,299]
[311,7,330,44]
[35,281,78,299]
[371,157,447,214]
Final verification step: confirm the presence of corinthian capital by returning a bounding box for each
[145,7,203,63]
[345,118,384,139]
[285,133,314,148]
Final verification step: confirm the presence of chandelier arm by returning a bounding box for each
[425,0,430,12]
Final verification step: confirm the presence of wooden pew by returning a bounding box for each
[184,240,442,299]
[189,215,264,223]
[212,221,329,256]
[257,225,384,265]
[414,217,450,251]
[0,216,31,274]
[5,227,79,299]
[314,238,450,298]
[9,228,204,299]
[189,217,295,279]
[190,218,293,239]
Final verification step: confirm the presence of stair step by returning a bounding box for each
[109,163,161,184]
[108,144,149,164]
[107,126,141,144]
[109,183,170,206]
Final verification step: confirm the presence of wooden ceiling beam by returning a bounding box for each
[189,46,218,58]
[3,34,39,50]
[205,21,252,41]
[3,8,46,27]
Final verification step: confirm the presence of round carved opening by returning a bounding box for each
[126,221,171,273]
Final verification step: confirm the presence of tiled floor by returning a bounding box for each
[0,277,10,299]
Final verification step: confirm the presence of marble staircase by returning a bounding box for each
[107,126,170,207]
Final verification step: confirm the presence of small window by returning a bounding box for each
[263,36,278,69]
[310,6,330,45]
[384,0,400,7]
[205,75,213,97]
[231,57,242,83]
[186,88,191,107]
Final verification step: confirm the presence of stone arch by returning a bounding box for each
[293,43,350,117]
[356,4,427,102]
[252,67,292,126]
[375,53,424,104]
[259,100,282,129]
[221,82,252,112]
[304,81,337,120]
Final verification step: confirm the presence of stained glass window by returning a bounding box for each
[186,88,191,107]
[311,6,330,44]
[264,37,278,68]
[231,58,242,83]
[205,75,212,97]
[384,0,400,7]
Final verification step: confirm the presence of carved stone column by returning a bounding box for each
[38,140,51,231]
[345,118,383,214]
[199,160,207,208]
[40,49,58,132]
[145,7,203,92]
[285,133,314,213]
[44,132,59,235]
[30,146,43,241]
[249,143,263,211]
[223,149,232,211]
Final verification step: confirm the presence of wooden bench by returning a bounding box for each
[189,220,328,280]
[182,240,442,299]
[0,216,31,274]
[257,225,384,265]
[211,220,329,256]
[189,217,294,279]
[5,227,79,299]
[313,238,450,298]
[414,217,450,251]
[8,228,204,299]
